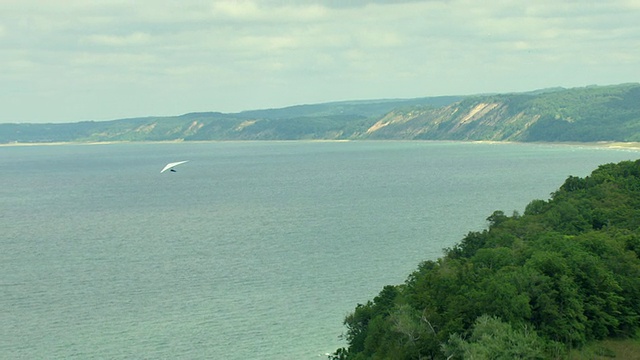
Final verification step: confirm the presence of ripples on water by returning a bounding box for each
[1,141,638,359]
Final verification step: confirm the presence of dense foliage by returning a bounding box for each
[523,84,640,142]
[333,159,640,359]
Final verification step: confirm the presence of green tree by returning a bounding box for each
[442,315,545,360]
[338,159,640,359]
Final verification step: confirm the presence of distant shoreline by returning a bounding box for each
[0,139,354,147]
[2,140,640,151]
[0,140,183,147]
[472,140,640,151]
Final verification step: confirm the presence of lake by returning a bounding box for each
[1,141,638,359]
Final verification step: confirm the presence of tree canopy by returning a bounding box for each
[333,159,640,359]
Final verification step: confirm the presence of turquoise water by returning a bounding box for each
[1,141,638,359]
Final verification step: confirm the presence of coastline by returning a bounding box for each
[2,139,640,151]
[0,140,180,147]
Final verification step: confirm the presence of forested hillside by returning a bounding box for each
[1,83,639,143]
[332,159,640,359]
[368,83,640,141]
[0,96,461,143]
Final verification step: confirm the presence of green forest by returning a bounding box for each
[331,159,640,359]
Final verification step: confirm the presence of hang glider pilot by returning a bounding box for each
[161,160,189,173]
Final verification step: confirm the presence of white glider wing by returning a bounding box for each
[161,160,189,173]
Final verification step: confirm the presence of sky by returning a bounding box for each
[1,0,639,124]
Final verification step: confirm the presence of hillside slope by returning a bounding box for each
[0,96,461,143]
[364,83,640,141]
[1,84,639,143]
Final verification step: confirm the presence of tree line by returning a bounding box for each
[332,159,640,359]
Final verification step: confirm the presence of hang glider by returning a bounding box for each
[161,160,189,173]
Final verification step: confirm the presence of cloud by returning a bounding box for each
[0,0,639,123]
[71,52,157,68]
[84,32,152,47]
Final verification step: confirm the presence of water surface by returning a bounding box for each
[2,141,638,359]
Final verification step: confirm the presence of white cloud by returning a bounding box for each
[209,1,328,22]
[71,52,157,67]
[0,0,638,123]
[84,32,152,46]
